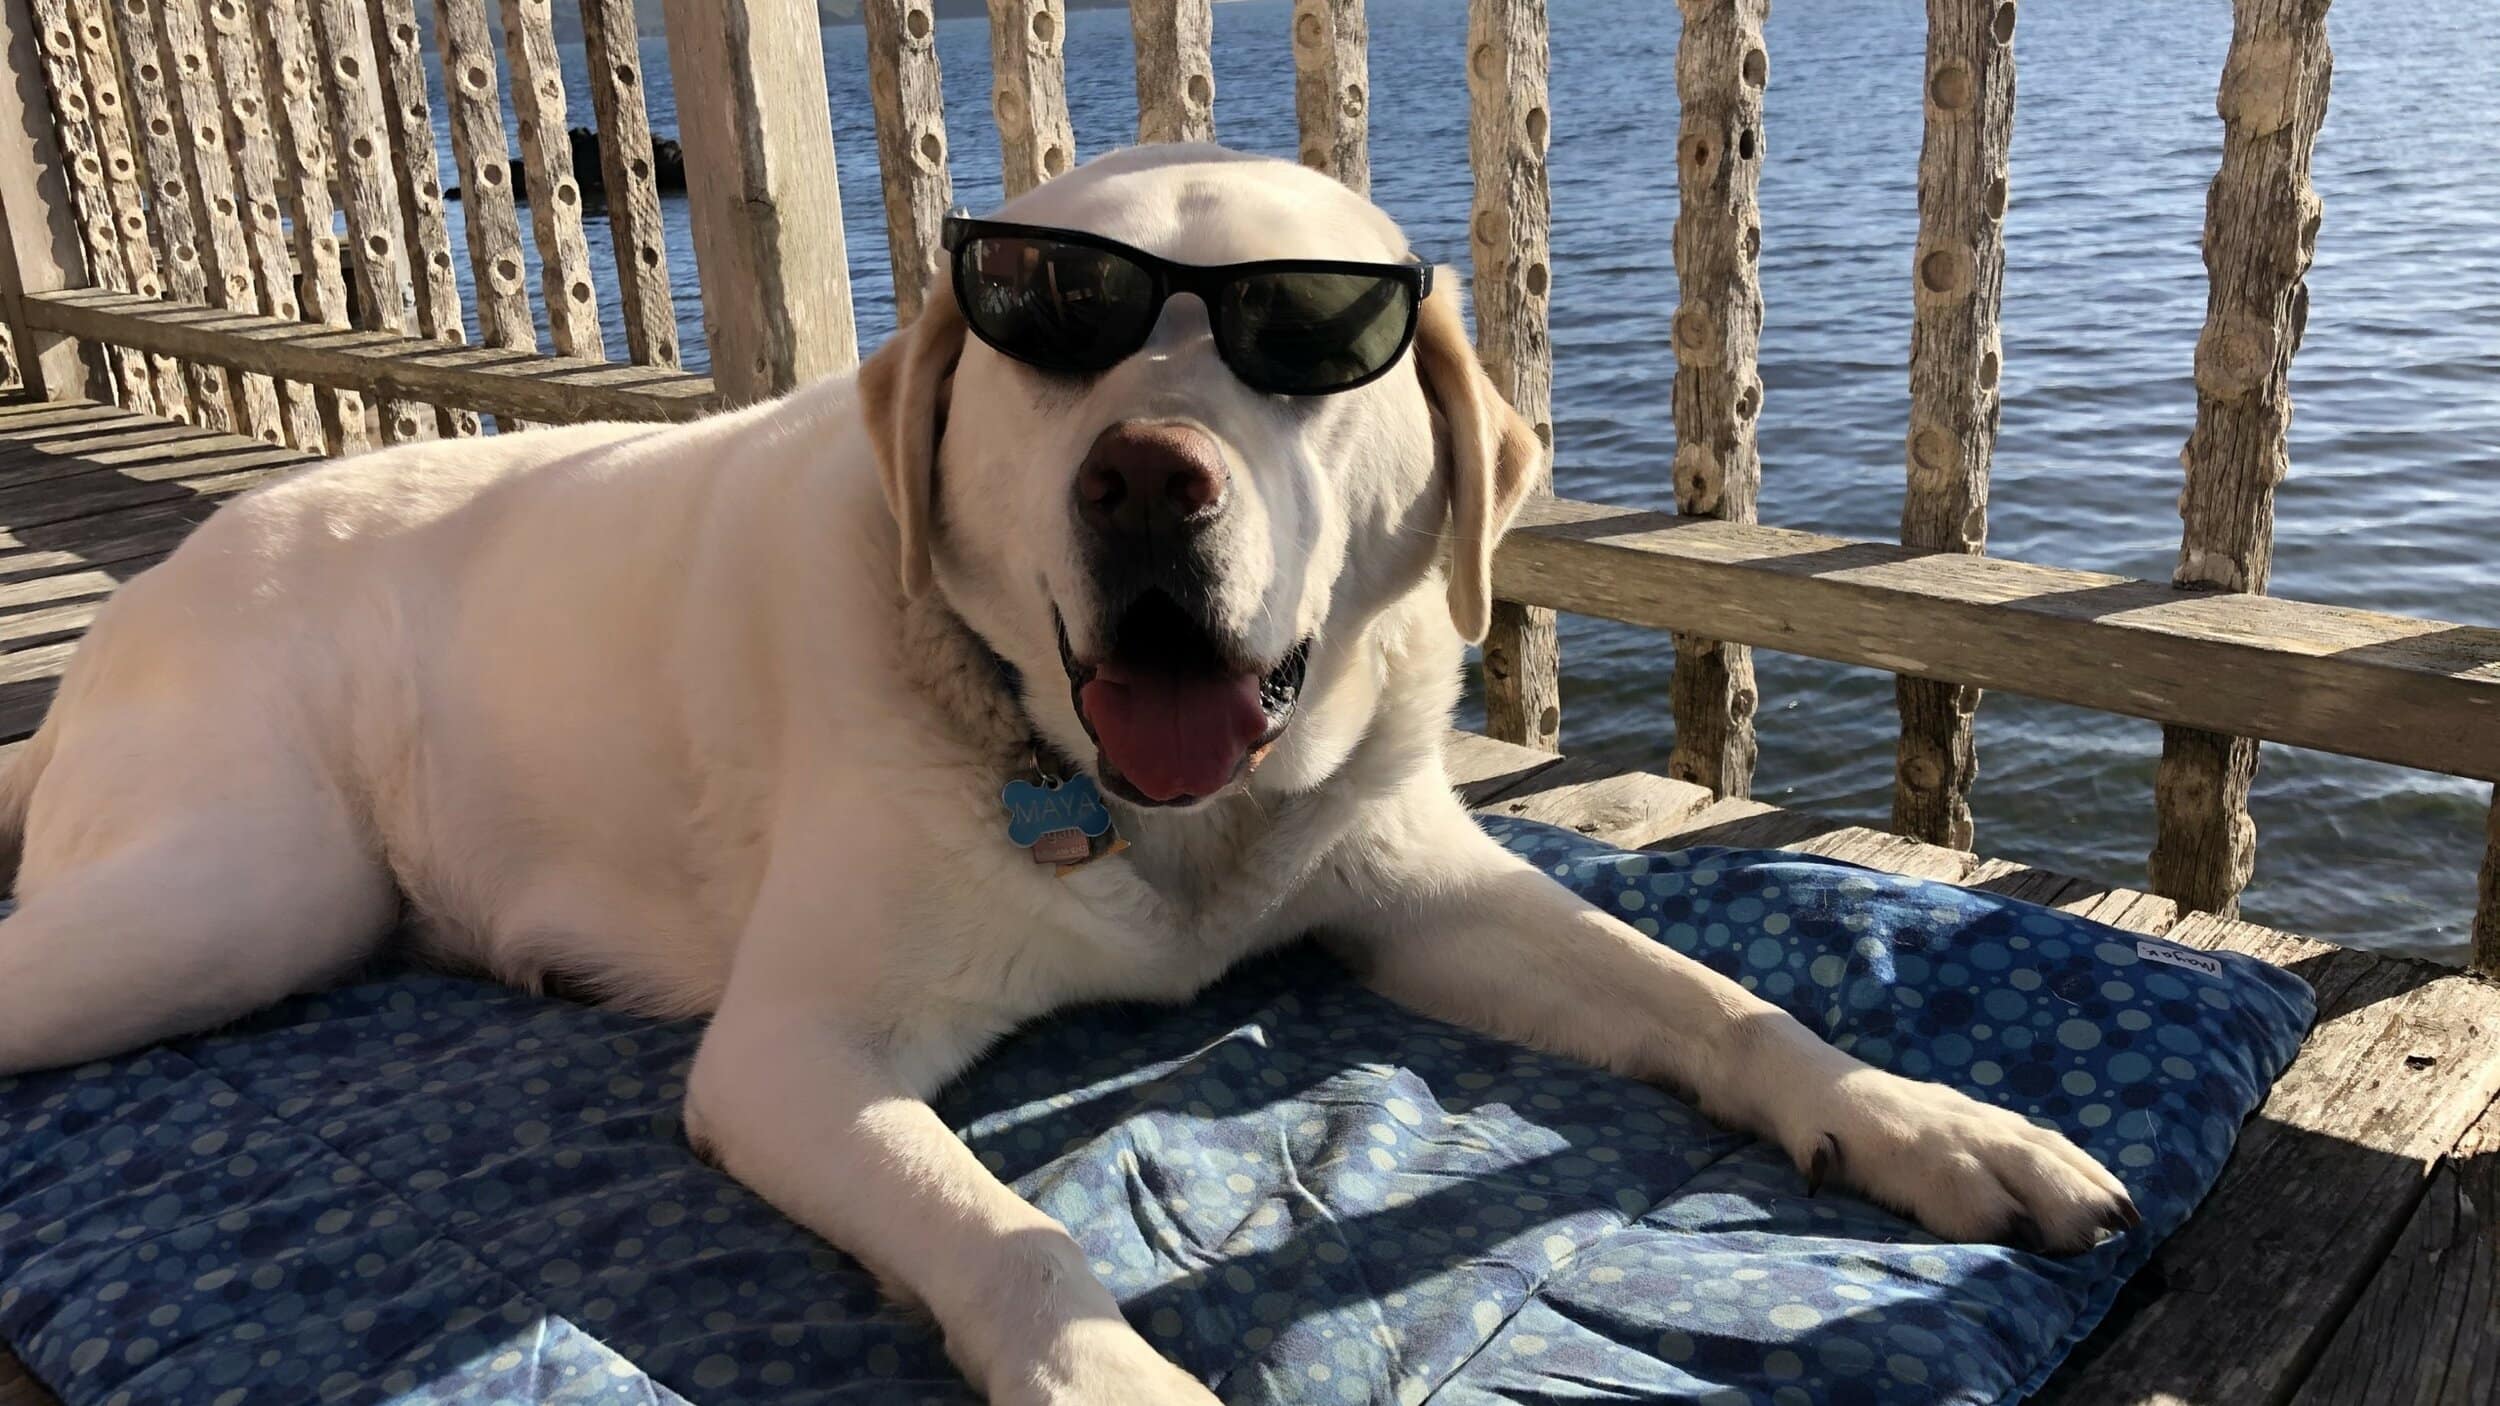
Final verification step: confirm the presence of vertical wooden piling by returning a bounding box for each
[2476,793,2499,979]
[369,0,475,437]
[202,0,324,447]
[2149,0,2333,915]
[1129,0,1213,145]
[1666,0,1768,799]
[255,0,364,454]
[68,0,185,416]
[988,0,1075,198]
[1469,0,1558,752]
[1893,0,2018,849]
[0,0,96,399]
[579,0,677,365]
[1289,0,1366,193]
[503,0,605,362]
[862,0,952,325]
[661,0,856,399]
[434,0,537,432]
[306,0,429,442]
[23,0,152,411]
[110,0,233,428]
[153,0,291,442]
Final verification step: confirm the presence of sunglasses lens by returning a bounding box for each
[1218,271,1415,394]
[956,235,1158,374]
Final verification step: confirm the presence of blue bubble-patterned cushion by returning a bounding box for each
[0,816,2314,1405]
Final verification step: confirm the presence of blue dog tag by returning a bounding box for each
[1001,772,1121,870]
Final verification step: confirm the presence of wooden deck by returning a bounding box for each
[0,395,2493,1404]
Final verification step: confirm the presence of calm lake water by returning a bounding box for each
[427,0,2500,961]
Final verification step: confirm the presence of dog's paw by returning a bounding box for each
[1788,1069,2140,1254]
[988,1319,1221,1406]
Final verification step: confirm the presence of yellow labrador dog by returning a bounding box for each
[0,146,2132,1403]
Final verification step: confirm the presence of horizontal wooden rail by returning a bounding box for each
[1494,497,2500,784]
[20,288,723,424]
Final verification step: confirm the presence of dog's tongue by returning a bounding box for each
[1079,665,1268,803]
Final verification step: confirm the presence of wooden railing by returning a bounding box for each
[0,0,2488,969]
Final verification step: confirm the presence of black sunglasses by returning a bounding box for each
[941,214,1433,396]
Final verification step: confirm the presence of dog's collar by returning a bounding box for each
[981,640,1128,875]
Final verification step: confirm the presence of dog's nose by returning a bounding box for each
[1075,421,1228,542]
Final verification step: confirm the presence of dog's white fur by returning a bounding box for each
[0,147,2130,1403]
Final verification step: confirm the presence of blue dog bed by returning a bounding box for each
[0,816,2313,1405]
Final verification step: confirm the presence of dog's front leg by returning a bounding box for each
[687,872,1218,1404]
[1324,792,2139,1253]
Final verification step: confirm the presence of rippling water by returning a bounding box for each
[431,0,2499,960]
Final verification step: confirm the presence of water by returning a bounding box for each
[424,0,2499,962]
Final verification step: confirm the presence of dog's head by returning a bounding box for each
[860,145,1540,808]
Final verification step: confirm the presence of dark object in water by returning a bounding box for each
[445,126,686,207]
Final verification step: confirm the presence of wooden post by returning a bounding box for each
[1129,0,1213,144]
[1893,0,2017,849]
[255,0,365,453]
[1665,0,1768,799]
[861,0,951,325]
[202,0,324,447]
[23,0,150,409]
[661,0,856,399]
[1469,0,1558,752]
[110,0,233,428]
[503,0,605,363]
[0,0,95,399]
[306,0,430,442]
[579,0,678,366]
[2476,791,2499,979]
[435,0,538,433]
[987,0,1074,198]
[2149,0,2333,915]
[153,0,292,442]
[1290,0,1366,193]
[69,0,185,416]
[370,0,475,437]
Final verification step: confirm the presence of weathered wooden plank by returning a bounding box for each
[2291,1093,2500,1406]
[22,287,723,424]
[1443,727,1568,803]
[151,0,292,442]
[1894,0,2017,849]
[1491,497,2500,784]
[435,0,537,413]
[0,0,96,399]
[304,0,429,443]
[2036,932,2500,1406]
[987,0,1075,198]
[662,0,854,399]
[369,0,475,438]
[1128,0,1212,144]
[1666,0,1767,800]
[2150,0,2335,917]
[1468,0,1558,755]
[502,0,604,363]
[66,0,186,415]
[108,0,235,429]
[578,0,678,366]
[2476,792,2499,978]
[254,0,365,453]
[200,0,325,447]
[1288,0,1365,192]
[1467,751,1714,850]
[22,0,154,410]
[861,0,953,325]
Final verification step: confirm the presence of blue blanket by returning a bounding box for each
[0,817,2314,1405]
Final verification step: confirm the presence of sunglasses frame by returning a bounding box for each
[940,214,1435,396]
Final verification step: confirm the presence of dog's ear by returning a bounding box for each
[1411,271,1545,643]
[858,293,968,598]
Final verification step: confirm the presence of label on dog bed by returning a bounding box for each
[2137,939,2224,978]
